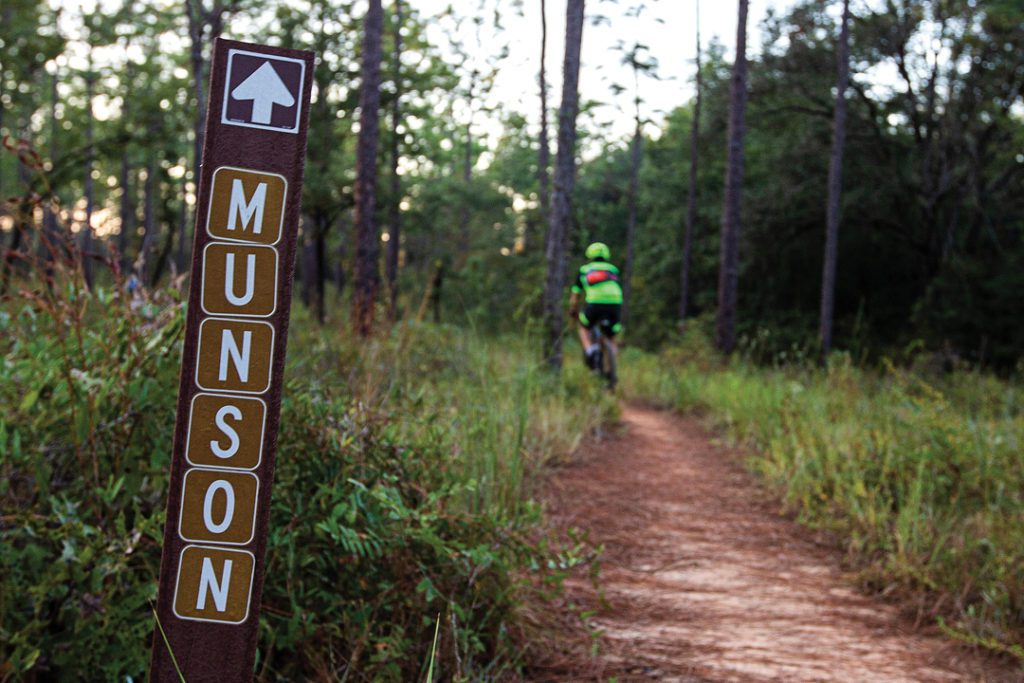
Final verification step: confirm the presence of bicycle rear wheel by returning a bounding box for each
[600,338,617,389]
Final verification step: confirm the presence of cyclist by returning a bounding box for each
[568,242,623,369]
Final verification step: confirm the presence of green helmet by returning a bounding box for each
[585,242,611,261]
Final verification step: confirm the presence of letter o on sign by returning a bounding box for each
[203,480,236,534]
[178,469,259,545]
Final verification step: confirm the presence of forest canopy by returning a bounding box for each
[1,0,1022,367]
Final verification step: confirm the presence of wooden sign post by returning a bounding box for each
[150,39,313,681]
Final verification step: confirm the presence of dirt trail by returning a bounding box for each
[538,405,1014,683]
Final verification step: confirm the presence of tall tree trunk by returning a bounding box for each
[334,235,346,294]
[151,172,176,285]
[622,114,641,323]
[459,118,473,258]
[541,0,585,369]
[138,155,158,284]
[715,0,749,354]
[117,159,134,273]
[82,55,96,289]
[386,0,403,319]
[457,69,479,261]
[537,0,551,243]
[43,68,61,272]
[183,0,228,275]
[301,215,315,308]
[1,124,30,296]
[301,214,328,324]
[818,0,851,360]
[679,0,702,326]
[352,0,385,337]
[314,224,326,323]
[185,0,207,276]
[117,51,135,273]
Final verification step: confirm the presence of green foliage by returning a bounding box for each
[0,260,182,678]
[0,239,611,679]
[621,330,1024,659]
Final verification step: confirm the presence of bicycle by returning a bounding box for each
[588,321,618,390]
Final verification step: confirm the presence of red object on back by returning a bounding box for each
[586,269,616,285]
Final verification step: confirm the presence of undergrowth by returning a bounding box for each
[0,225,614,680]
[620,323,1024,663]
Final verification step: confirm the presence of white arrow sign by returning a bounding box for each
[230,62,295,125]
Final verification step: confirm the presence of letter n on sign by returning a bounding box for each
[150,39,313,682]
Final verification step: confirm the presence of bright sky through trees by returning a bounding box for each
[413,0,801,142]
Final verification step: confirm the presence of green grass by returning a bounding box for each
[0,249,615,679]
[620,330,1024,661]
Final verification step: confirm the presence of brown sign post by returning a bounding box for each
[150,38,313,681]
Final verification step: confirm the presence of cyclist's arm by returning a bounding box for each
[568,291,581,319]
[569,267,586,319]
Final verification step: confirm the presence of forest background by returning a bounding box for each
[1,0,1022,679]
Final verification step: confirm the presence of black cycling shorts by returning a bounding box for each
[579,303,622,335]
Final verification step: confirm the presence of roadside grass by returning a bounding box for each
[0,240,614,679]
[287,308,617,517]
[619,331,1024,661]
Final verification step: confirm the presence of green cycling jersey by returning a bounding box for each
[571,260,624,305]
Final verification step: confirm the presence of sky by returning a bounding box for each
[412,0,802,143]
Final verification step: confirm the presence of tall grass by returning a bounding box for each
[286,310,617,517]
[620,332,1024,660]
[0,217,614,679]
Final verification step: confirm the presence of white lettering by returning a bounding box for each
[203,480,236,534]
[227,179,267,235]
[211,405,243,459]
[218,329,252,383]
[196,557,233,612]
[224,252,257,306]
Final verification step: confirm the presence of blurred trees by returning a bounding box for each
[542,0,586,369]
[0,0,1021,367]
[716,0,750,354]
[352,0,384,336]
[819,0,851,359]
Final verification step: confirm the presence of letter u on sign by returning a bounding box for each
[201,243,279,317]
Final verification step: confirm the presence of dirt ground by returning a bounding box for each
[532,405,1020,683]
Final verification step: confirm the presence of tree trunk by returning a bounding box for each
[818,0,851,361]
[679,0,702,326]
[151,173,177,285]
[386,0,403,319]
[0,136,30,296]
[301,216,314,308]
[138,155,158,284]
[43,69,61,272]
[117,157,134,273]
[82,58,96,289]
[185,0,207,273]
[352,0,385,337]
[302,214,328,324]
[314,225,326,323]
[537,0,551,244]
[117,53,135,273]
[334,236,346,294]
[541,0,585,369]
[622,117,641,323]
[715,0,749,354]
[183,0,229,275]
[459,117,473,258]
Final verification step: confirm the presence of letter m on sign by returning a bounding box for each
[207,167,287,246]
[228,180,266,235]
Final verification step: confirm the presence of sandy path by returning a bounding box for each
[536,406,1014,682]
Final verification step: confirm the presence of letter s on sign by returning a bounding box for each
[212,405,243,459]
